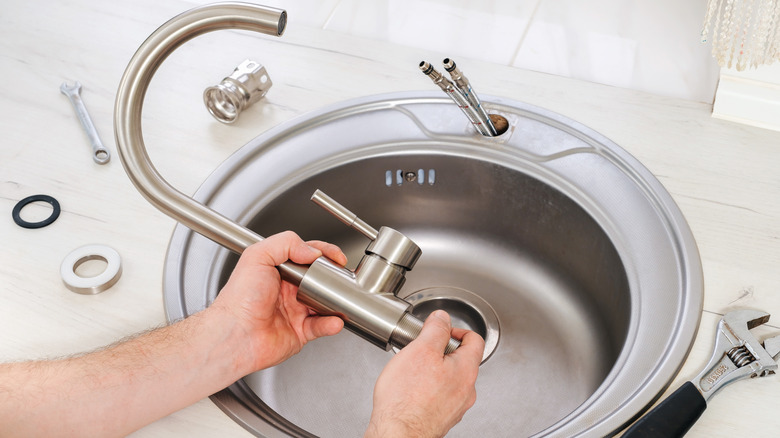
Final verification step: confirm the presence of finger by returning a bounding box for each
[288,239,325,266]
[449,330,485,366]
[412,310,453,354]
[303,315,344,340]
[307,240,348,266]
[451,327,471,341]
[243,231,321,268]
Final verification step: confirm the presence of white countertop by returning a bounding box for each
[2,1,780,436]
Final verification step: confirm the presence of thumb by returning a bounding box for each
[303,315,344,341]
[413,310,453,353]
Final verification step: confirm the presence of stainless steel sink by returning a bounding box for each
[163,91,702,437]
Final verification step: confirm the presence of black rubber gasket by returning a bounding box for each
[12,194,61,229]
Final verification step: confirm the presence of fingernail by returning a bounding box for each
[306,245,322,257]
[431,310,450,323]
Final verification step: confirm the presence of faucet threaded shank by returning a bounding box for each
[390,312,461,354]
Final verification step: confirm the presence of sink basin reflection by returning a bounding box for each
[163,92,702,437]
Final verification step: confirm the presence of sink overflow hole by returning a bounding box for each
[386,169,436,187]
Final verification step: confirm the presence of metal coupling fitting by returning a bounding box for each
[204,59,272,123]
[419,61,453,92]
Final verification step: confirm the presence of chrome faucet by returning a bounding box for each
[113,2,459,353]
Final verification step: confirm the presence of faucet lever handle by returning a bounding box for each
[311,190,379,240]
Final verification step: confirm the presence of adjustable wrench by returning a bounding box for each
[623,309,780,437]
[60,81,110,164]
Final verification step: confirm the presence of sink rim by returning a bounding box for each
[162,91,703,437]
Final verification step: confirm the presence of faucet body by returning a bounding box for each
[113,2,459,353]
[303,190,456,351]
[299,226,422,350]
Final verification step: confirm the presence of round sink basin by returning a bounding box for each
[163,92,702,437]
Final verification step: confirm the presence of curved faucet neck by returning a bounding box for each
[113,3,305,282]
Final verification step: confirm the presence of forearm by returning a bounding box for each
[0,233,346,437]
[0,305,251,437]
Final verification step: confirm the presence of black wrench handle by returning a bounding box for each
[622,381,707,437]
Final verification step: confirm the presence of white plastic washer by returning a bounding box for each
[60,244,122,295]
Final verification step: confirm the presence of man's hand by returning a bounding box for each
[366,310,485,438]
[212,231,348,372]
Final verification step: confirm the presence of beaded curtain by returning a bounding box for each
[702,0,780,70]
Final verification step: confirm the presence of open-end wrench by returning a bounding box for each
[60,81,110,164]
[623,309,780,437]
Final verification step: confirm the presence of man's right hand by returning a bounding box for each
[365,310,485,438]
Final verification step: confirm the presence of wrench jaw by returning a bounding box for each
[764,335,780,359]
[692,310,779,402]
[60,81,83,95]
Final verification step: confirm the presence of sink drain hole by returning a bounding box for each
[412,298,487,336]
[401,287,500,363]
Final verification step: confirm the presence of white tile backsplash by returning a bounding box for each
[250,0,341,27]
[513,0,721,102]
[285,0,723,103]
[324,0,541,66]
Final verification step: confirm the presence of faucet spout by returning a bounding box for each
[114,2,306,282]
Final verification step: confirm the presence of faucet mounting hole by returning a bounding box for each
[489,114,509,135]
